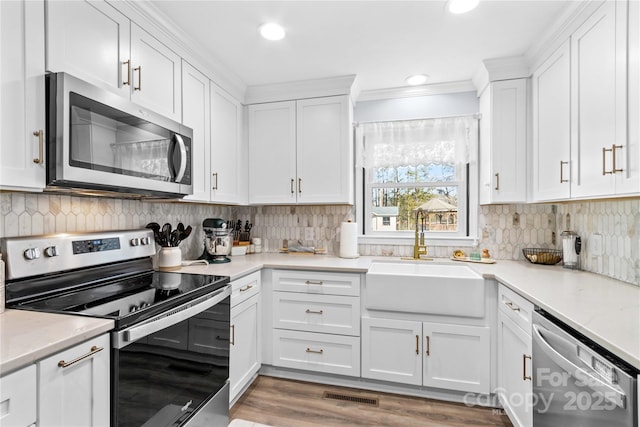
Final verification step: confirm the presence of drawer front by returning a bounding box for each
[272,329,360,377]
[272,269,360,296]
[498,284,534,333]
[273,292,360,336]
[231,271,261,307]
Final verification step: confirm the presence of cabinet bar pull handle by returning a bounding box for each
[240,284,253,292]
[305,280,323,285]
[32,130,43,164]
[612,144,624,173]
[305,309,323,314]
[230,325,235,346]
[560,161,569,183]
[415,335,419,355]
[212,172,218,190]
[494,173,499,191]
[305,348,323,354]
[122,60,131,86]
[602,146,613,175]
[134,66,142,91]
[290,178,294,194]
[425,336,430,356]
[523,354,532,381]
[298,178,302,193]
[505,301,520,311]
[58,346,103,368]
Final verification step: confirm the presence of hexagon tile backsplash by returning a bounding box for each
[1,192,638,285]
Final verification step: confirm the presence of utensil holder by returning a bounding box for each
[157,247,182,271]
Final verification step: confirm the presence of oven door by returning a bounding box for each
[112,286,231,427]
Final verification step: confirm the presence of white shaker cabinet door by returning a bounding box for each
[621,0,640,195]
[230,293,261,402]
[0,0,46,191]
[248,101,297,204]
[182,61,211,202]
[130,23,182,122]
[532,40,571,202]
[46,0,130,97]
[0,364,37,427]
[38,334,110,427]
[211,83,245,204]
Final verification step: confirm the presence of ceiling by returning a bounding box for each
[148,0,575,93]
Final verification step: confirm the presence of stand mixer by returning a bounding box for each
[199,218,232,263]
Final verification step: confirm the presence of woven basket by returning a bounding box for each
[522,248,562,265]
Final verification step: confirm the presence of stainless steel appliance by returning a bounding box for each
[46,72,193,198]
[199,218,232,264]
[1,229,230,427]
[532,309,638,426]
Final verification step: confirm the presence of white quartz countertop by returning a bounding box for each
[182,253,640,369]
[0,309,113,375]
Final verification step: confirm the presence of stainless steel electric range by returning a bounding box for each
[1,229,231,427]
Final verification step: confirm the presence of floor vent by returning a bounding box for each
[322,391,379,407]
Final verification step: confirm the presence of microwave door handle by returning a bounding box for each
[113,285,231,349]
[532,324,626,408]
[172,134,187,182]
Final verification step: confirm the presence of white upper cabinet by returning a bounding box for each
[211,83,246,204]
[625,0,639,195]
[479,79,528,204]
[248,96,353,205]
[570,0,630,198]
[46,0,181,121]
[0,0,46,191]
[181,61,211,202]
[532,40,571,202]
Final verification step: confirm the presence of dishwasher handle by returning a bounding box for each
[532,324,627,409]
[113,285,231,349]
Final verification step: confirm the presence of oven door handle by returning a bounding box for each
[113,285,231,349]
[532,324,626,408]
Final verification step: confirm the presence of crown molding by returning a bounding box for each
[245,75,358,105]
[357,80,476,102]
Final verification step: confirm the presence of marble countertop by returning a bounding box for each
[2,253,638,375]
[0,310,113,375]
[182,253,640,369]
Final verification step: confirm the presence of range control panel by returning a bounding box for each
[0,229,157,280]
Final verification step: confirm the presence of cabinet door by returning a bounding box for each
[230,294,261,402]
[361,317,422,385]
[570,1,626,198]
[38,334,110,427]
[487,80,527,203]
[296,96,353,204]
[497,311,533,427]
[422,322,490,394]
[46,0,130,96]
[130,23,181,121]
[532,40,571,201]
[182,61,211,202]
[248,101,297,204]
[0,364,37,427]
[211,83,244,204]
[621,0,640,195]
[0,0,46,191]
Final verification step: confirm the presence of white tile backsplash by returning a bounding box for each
[1,192,637,285]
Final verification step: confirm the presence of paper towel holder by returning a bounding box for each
[339,219,359,259]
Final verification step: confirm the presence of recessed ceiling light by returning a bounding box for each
[448,0,480,14]
[406,74,429,86]
[259,23,286,41]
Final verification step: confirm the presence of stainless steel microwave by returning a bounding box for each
[46,72,193,198]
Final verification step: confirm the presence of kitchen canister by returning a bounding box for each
[339,220,359,259]
[157,247,182,271]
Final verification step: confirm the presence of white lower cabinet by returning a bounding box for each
[497,284,533,427]
[38,333,110,427]
[0,364,37,427]
[362,318,490,394]
[229,272,262,403]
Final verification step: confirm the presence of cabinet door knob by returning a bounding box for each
[134,66,142,91]
[290,178,294,194]
[58,346,103,368]
[560,161,569,183]
[494,173,500,191]
[33,130,43,164]
[522,354,532,381]
[305,348,323,354]
[122,60,131,86]
[612,144,624,173]
[298,178,302,193]
[425,335,430,356]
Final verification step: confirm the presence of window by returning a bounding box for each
[357,116,477,239]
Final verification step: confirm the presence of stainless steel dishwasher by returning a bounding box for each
[532,309,638,426]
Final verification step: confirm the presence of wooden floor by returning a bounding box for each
[230,376,513,427]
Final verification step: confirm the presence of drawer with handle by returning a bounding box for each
[272,329,360,377]
[273,291,360,336]
[498,283,534,334]
[231,271,261,307]
[272,270,360,296]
